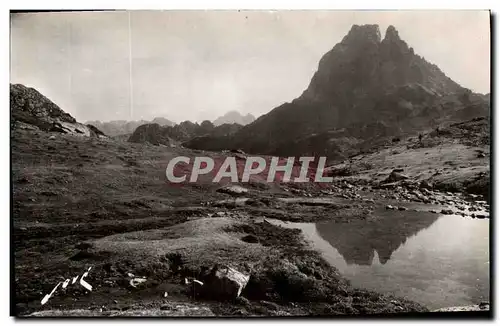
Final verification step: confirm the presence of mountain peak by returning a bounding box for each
[183,23,488,159]
[384,25,401,42]
[213,111,256,126]
[342,24,381,44]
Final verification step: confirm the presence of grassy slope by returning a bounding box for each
[12,129,428,316]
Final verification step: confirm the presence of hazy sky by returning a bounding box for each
[10,10,490,123]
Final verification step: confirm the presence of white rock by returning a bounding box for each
[129,277,147,288]
[216,185,248,196]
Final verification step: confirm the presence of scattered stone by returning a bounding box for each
[429,210,439,214]
[379,182,400,189]
[398,206,408,211]
[476,214,488,219]
[441,209,454,215]
[217,185,249,196]
[163,292,168,298]
[434,304,490,312]
[49,135,56,140]
[386,205,395,210]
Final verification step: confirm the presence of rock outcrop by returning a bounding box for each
[126,123,175,146]
[11,83,105,138]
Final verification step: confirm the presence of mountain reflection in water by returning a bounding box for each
[270,209,489,309]
[316,210,439,266]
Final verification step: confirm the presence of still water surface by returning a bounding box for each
[271,210,489,310]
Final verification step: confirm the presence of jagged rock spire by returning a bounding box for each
[384,25,401,42]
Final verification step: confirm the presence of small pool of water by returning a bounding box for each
[270,210,490,310]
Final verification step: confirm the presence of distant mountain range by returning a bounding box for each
[128,120,243,146]
[86,117,175,137]
[213,111,256,126]
[11,83,257,146]
[183,24,490,160]
[85,111,255,137]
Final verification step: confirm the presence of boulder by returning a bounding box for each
[203,265,250,299]
[419,180,433,190]
[386,171,410,182]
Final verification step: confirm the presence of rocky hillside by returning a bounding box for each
[86,117,174,137]
[128,120,243,146]
[183,25,489,158]
[213,111,256,126]
[11,83,105,137]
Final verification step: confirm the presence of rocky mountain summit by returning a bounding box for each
[11,83,105,137]
[213,111,256,126]
[183,24,489,159]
